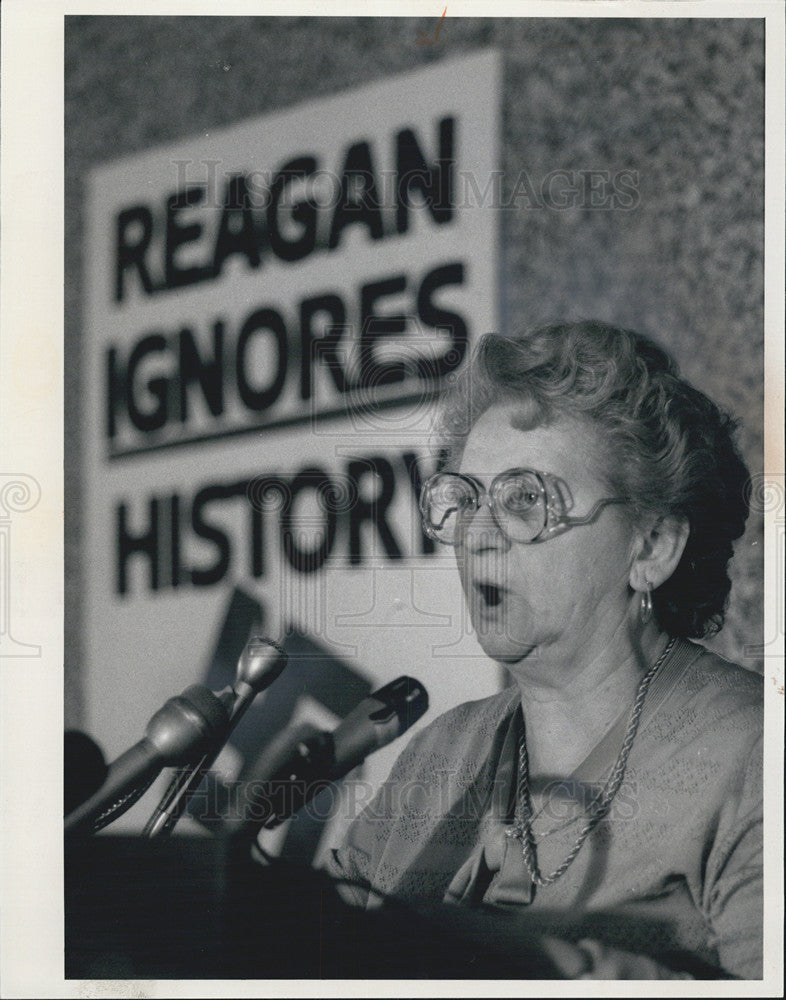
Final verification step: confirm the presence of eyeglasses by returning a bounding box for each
[420,468,626,546]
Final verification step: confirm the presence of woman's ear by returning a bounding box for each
[629,514,690,592]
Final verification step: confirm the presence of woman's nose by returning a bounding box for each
[461,497,510,552]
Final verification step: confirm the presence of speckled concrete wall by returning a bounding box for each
[65,16,764,725]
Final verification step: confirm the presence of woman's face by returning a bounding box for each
[456,403,636,666]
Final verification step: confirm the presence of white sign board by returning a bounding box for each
[82,51,502,842]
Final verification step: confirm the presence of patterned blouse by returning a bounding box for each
[325,639,763,979]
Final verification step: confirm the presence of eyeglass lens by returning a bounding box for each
[423,471,547,544]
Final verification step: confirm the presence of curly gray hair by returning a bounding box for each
[436,320,751,639]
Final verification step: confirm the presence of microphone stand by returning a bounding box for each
[143,636,287,838]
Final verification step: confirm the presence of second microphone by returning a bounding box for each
[227,676,428,837]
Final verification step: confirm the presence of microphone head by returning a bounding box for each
[145,684,232,764]
[368,675,429,733]
[231,676,429,834]
[235,635,288,693]
[331,675,429,772]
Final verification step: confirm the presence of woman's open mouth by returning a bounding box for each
[475,581,504,607]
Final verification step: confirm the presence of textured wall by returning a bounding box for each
[65,15,765,725]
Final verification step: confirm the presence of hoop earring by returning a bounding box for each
[640,582,653,624]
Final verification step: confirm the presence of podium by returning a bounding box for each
[65,835,558,979]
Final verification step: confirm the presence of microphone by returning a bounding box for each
[230,675,428,836]
[65,684,231,835]
[143,636,288,838]
[227,635,289,724]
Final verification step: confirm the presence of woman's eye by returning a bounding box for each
[507,489,538,509]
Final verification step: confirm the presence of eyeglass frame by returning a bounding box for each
[419,467,627,546]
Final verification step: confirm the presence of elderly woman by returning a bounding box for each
[325,321,762,980]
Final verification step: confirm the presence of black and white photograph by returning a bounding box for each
[1,1,783,994]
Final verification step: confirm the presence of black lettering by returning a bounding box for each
[169,493,182,588]
[248,476,288,579]
[280,468,338,573]
[359,275,408,387]
[178,323,225,423]
[115,205,154,302]
[126,333,171,433]
[212,174,261,276]
[235,308,288,412]
[105,346,125,440]
[347,457,403,565]
[299,293,349,399]
[268,156,318,263]
[251,502,264,579]
[190,485,236,587]
[328,141,384,249]
[116,498,160,595]
[165,185,213,289]
[395,116,455,233]
[416,262,468,381]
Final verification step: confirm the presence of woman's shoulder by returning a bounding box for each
[678,639,763,711]
[650,639,764,753]
[389,685,520,774]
